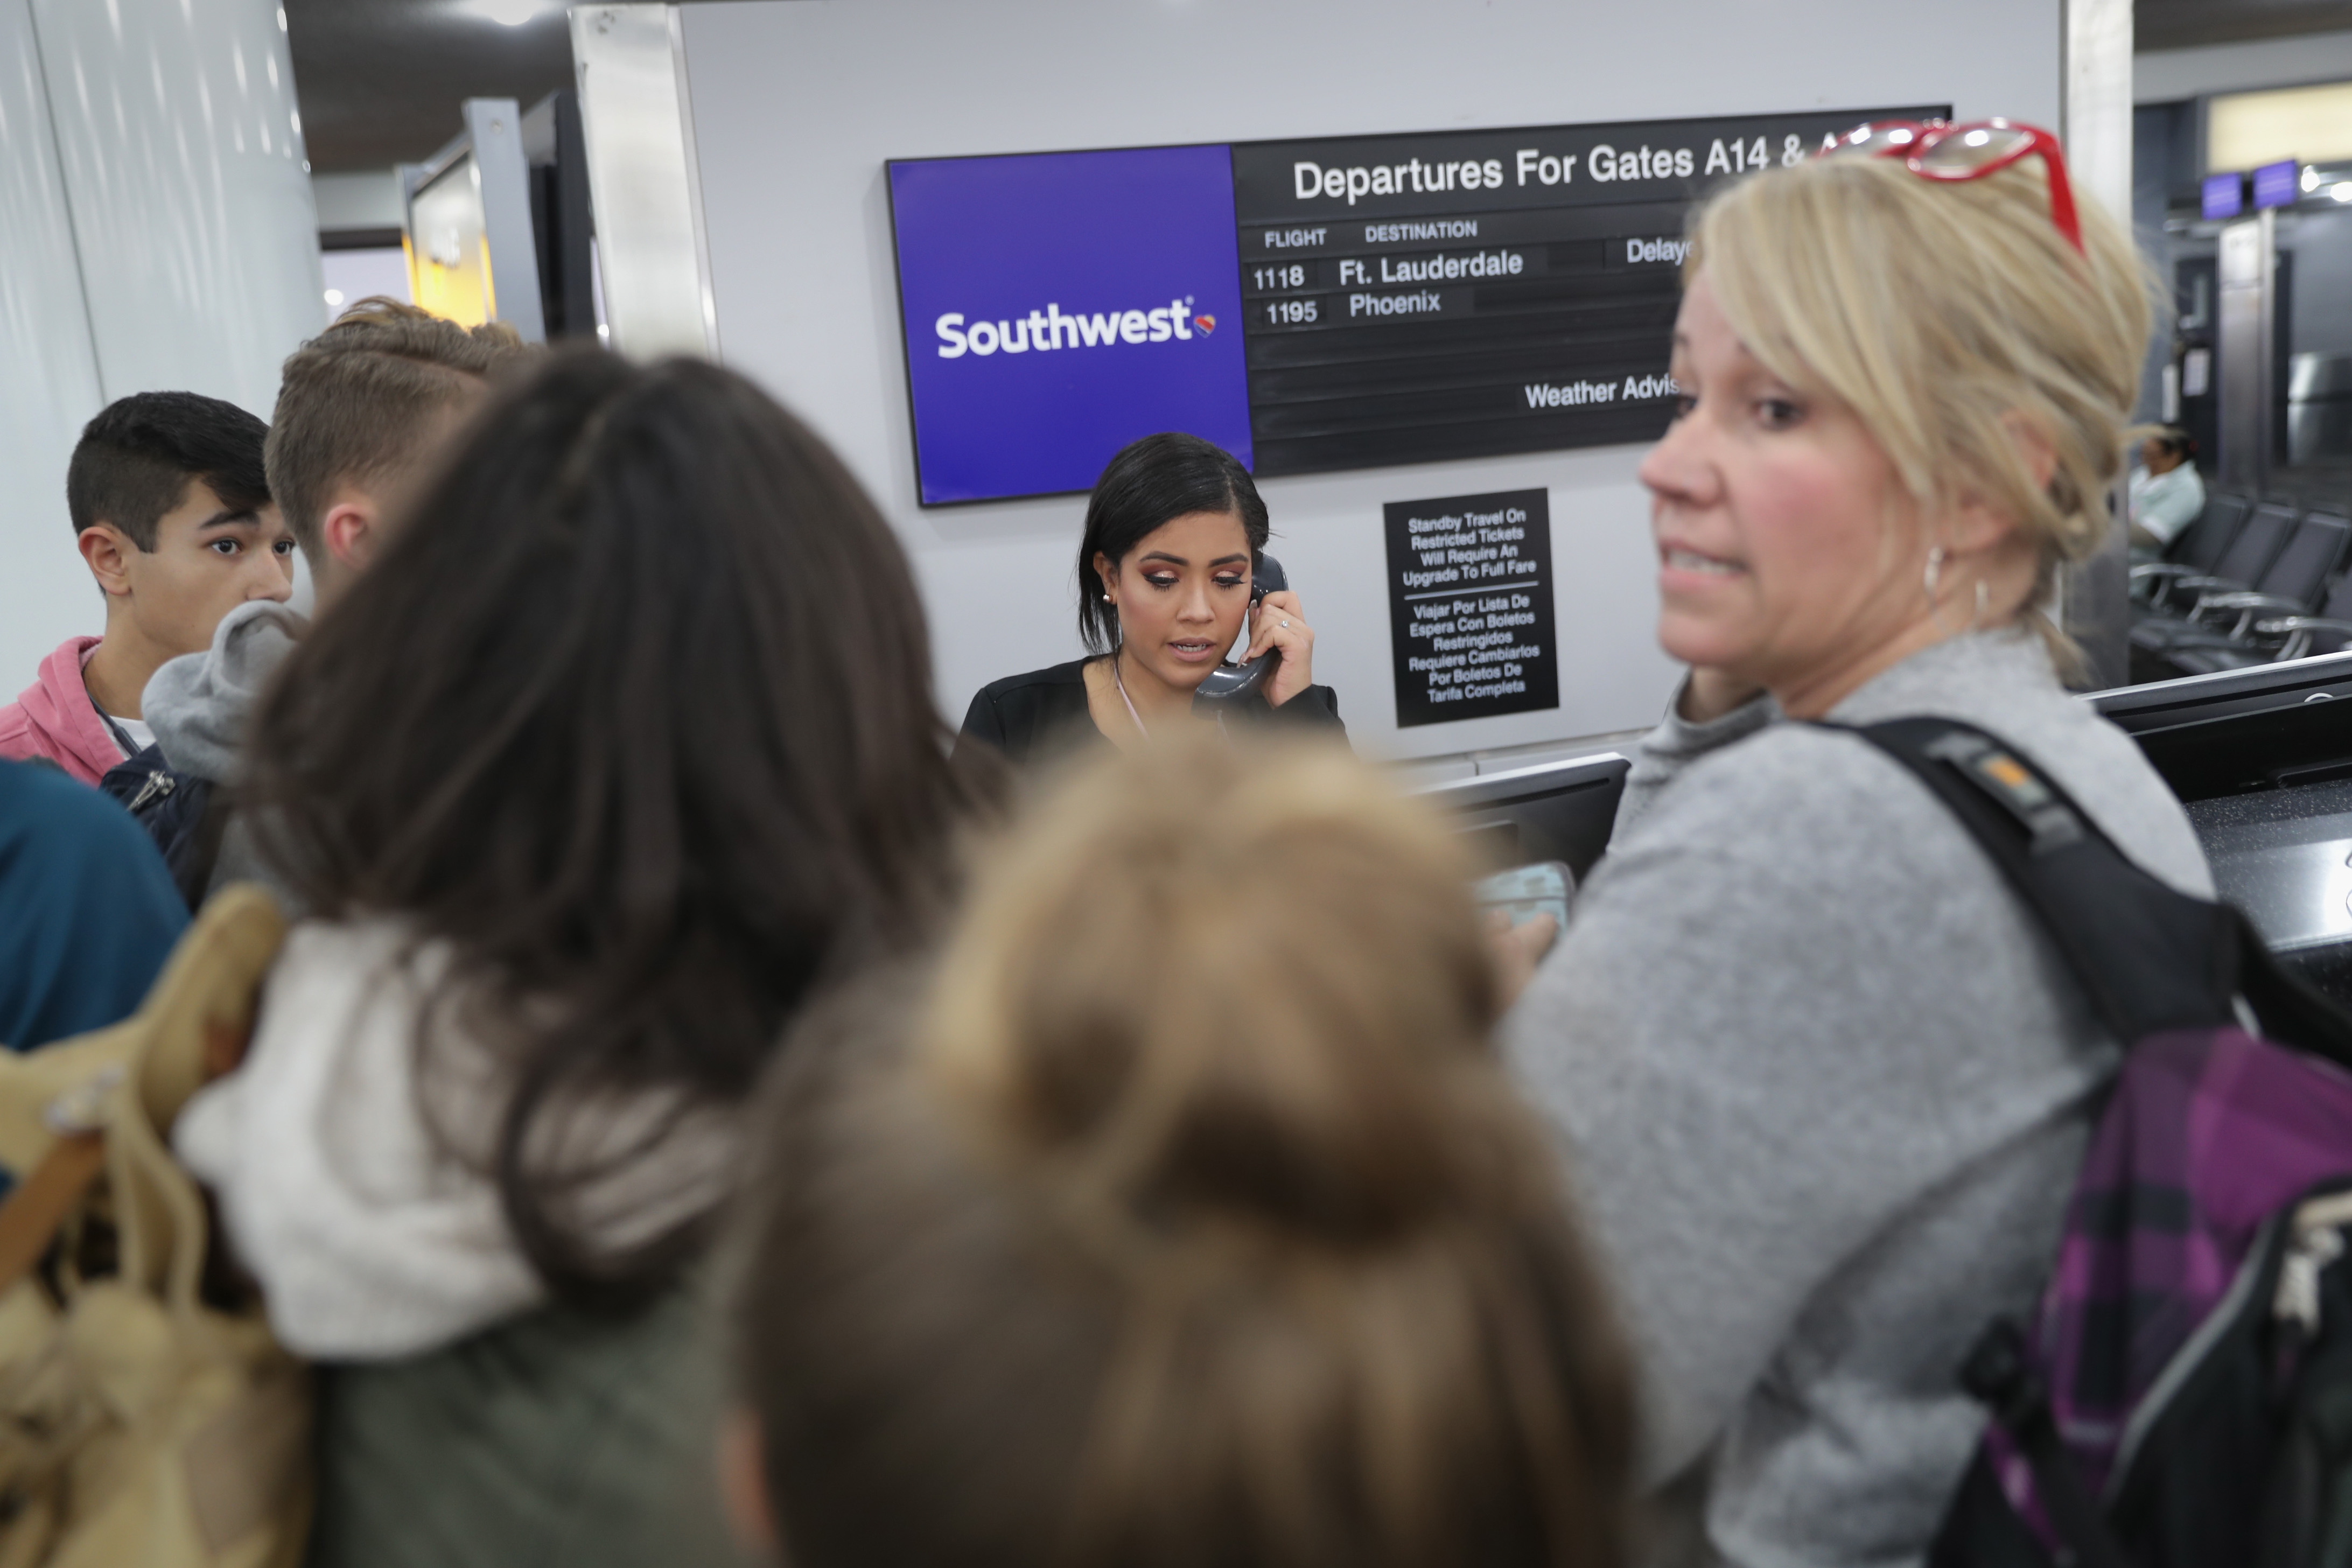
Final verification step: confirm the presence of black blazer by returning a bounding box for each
[955,657,1347,768]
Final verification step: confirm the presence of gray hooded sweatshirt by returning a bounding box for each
[143,597,307,901]
[1504,631,2211,1567]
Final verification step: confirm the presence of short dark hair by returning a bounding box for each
[246,348,995,1305]
[267,298,530,570]
[1076,433,1268,654]
[67,391,270,551]
[2153,425,2197,463]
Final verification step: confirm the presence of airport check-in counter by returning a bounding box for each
[1413,654,2352,1007]
[1413,753,1630,884]
[2097,652,2352,1006]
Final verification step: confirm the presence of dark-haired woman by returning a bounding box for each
[957,432,1344,766]
[170,351,989,1568]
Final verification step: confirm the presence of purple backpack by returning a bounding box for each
[1844,720,2352,1568]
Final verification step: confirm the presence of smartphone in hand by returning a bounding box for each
[1474,860,1574,932]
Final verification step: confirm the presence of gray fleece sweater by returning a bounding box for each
[1504,631,2211,1568]
[143,598,305,904]
[144,597,304,786]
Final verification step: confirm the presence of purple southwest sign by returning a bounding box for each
[2254,159,2301,210]
[2203,171,2245,221]
[887,146,1251,506]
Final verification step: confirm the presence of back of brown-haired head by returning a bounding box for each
[265,297,528,582]
[246,347,989,1305]
[733,738,1636,1568]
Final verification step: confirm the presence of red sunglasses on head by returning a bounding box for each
[1816,118,2082,254]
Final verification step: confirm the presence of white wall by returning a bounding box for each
[0,0,324,696]
[0,0,107,699]
[35,0,324,415]
[678,0,2063,759]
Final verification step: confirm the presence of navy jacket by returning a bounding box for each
[99,743,219,909]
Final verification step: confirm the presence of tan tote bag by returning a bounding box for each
[0,885,306,1568]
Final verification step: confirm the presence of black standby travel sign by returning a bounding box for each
[1228,106,1940,478]
[1385,488,1558,728]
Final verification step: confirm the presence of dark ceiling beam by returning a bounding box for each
[2139,1,2352,53]
[286,0,2352,174]
[287,0,573,172]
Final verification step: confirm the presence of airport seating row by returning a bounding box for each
[2129,491,2352,682]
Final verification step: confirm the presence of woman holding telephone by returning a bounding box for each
[957,432,1345,767]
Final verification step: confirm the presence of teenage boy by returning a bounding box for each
[142,299,527,900]
[0,394,295,785]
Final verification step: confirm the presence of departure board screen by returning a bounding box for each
[889,106,1937,505]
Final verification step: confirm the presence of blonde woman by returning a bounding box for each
[724,738,1634,1568]
[1501,122,2212,1564]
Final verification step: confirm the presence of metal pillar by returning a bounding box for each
[2061,0,2136,690]
[569,3,717,360]
[2217,211,2277,493]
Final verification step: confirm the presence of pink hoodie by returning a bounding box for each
[0,637,122,786]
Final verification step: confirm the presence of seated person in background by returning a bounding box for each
[137,299,528,904]
[958,432,1343,766]
[1497,124,2211,1564]
[0,393,292,785]
[723,736,1633,1568]
[0,758,186,1051]
[2126,425,2204,555]
[170,351,988,1568]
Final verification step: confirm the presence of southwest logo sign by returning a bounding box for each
[888,144,1251,505]
[934,299,1205,356]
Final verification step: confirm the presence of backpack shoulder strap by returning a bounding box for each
[0,884,286,1303]
[1833,718,2248,1045]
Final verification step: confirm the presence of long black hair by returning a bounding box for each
[1075,432,1267,654]
[247,349,991,1305]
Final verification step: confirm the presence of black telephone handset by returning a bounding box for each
[1193,554,1288,710]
